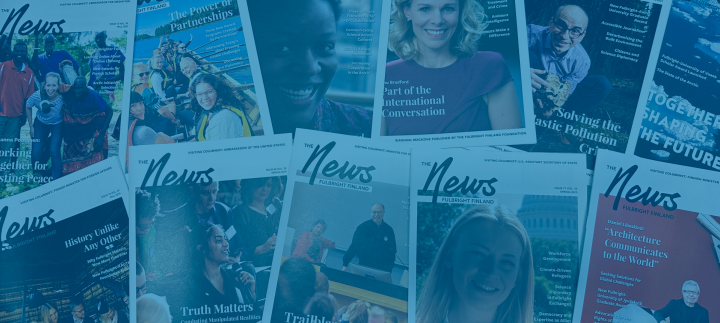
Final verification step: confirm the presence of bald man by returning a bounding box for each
[342,203,397,272]
[528,5,611,116]
[180,57,203,86]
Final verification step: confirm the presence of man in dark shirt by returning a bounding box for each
[342,203,397,272]
[653,280,709,323]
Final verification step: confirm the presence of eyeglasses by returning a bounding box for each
[683,290,699,296]
[550,18,586,39]
[371,211,384,215]
[196,89,216,99]
[136,72,149,77]
[72,309,85,313]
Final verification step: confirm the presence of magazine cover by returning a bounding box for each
[121,0,270,173]
[0,0,135,197]
[410,149,586,323]
[512,0,671,169]
[128,134,292,323]
[627,0,720,172]
[263,129,411,323]
[244,0,385,137]
[0,158,131,323]
[574,150,720,323]
[376,0,537,147]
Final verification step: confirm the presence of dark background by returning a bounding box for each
[0,198,129,323]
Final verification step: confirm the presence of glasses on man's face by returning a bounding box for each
[136,72,149,77]
[550,18,585,39]
[683,290,700,296]
[371,211,384,215]
[72,308,85,313]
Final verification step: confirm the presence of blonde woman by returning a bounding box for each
[416,205,533,323]
[40,303,58,323]
[382,0,522,136]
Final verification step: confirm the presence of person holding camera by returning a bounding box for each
[25,72,63,180]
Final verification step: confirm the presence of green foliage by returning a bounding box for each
[135,34,154,42]
[111,30,128,52]
[415,201,466,297]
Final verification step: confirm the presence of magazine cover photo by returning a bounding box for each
[0,0,134,198]
[415,193,580,323]
[514,0,667,168]
[578,194,720,323]
[134,175,287,323]
[629,0,720,172]
[575,150,720,323]
[378,0,535,146]
[246,0,384,137]
[124,0,267,172]
[274,176,410,323]
[0,199,130,323]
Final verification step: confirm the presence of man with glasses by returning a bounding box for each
[653,280,709,323]
[342,203,397,273]
[527,4,611,117]
[63,299,85,323]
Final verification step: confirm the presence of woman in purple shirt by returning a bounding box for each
[382,0,522,136]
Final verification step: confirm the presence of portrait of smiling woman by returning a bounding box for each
[248,0,373,137]
[417,205,533,323]
[382,0,523,136]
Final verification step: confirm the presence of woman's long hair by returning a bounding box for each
[188,73,245,116]
[416,205,534,323]
[388,0,488,60]
[40,303,56,323]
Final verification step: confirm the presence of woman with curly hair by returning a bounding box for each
[188,73,253,141]
[381,0,522,136]
[416,205,533,323]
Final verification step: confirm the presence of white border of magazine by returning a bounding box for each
[370,0,538,147]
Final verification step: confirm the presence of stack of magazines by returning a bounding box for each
[1,0,719,322]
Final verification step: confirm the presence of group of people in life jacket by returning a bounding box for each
[123,34,255,168]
